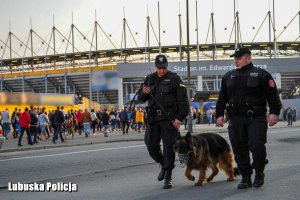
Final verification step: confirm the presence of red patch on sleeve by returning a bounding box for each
[269,80,275,88]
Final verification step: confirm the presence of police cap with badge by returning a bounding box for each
[230,47,252,58]
[155,54,168,68]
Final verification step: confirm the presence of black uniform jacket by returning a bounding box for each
[216,63,282,118]
[138,71,189,122]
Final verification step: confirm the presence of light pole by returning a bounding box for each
[196,0,199,61]
[186,0,193,133]
[273,0,277,58]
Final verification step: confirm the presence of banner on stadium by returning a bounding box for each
[0,92,74,106]
[91,71,119,92]
[39,94,74,105]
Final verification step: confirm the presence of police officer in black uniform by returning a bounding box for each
[138,54,189,189]
[216,47,282,189]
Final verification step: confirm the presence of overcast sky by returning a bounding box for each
[0,0,299,54]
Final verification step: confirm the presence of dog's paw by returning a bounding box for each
[186,175,195,181]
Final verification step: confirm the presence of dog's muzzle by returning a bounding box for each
[177,154,188,168]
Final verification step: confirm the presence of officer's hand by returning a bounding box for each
[142,86,151,94]
[173,119,181,130]
[268,114,278,126]
[216,116,224,127]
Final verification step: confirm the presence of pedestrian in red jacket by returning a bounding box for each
[76,109,83,135]
[18,107,33,146]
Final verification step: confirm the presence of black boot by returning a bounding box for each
[253,172,265,188]
[158,168,165,181]
[163,170,172,189]
[237,176,252,189]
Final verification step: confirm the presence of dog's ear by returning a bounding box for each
[185,132,192,141]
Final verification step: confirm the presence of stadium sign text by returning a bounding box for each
[173,64,267,72]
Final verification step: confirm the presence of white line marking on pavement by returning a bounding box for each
[0,144,146,162]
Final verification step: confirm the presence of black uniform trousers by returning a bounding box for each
[228,115,268,177]
[144,119,178,170]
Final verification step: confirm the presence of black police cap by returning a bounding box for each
[155,54,168,68]
[230,47,251,57]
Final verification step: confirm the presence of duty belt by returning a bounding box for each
[230,110,266,121]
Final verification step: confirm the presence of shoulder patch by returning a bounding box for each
[269,80,275,88]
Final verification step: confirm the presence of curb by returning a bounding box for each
[0,138,144,154]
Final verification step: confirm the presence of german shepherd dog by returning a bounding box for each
[174,132,236,186]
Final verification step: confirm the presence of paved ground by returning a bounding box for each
[1,121,299,153]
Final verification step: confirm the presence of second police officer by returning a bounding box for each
[216,47,282,189]
[138,54,189,189]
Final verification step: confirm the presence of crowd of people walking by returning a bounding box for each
[0,106,147,147]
